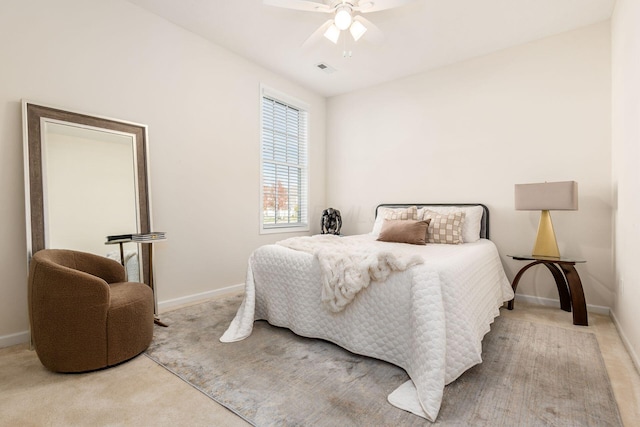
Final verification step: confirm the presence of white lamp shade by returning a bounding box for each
[349,20,367,41]
[323,24,340,44]
[335,8,352,30]
[514,181,578,211]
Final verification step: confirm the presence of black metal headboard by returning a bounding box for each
[375,203,490,239]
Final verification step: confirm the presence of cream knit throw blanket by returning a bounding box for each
[277,235,424,312]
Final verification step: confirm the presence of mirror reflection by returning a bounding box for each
[42,121,141,280]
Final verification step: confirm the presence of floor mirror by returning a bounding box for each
[22,101,153,287]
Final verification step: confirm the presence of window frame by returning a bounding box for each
[259,85,310,234]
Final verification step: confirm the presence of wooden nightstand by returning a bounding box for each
[507,255,588,326]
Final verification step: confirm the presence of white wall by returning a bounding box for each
[611,0,640,367]
[326,23,612,308]
[0,0,326,345]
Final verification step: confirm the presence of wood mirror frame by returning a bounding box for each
[22,101,152,285]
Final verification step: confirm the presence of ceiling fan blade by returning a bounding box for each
[263,0,332,13]
[353,15,385,43]
[302,19,335,48]
[355,0,418,13]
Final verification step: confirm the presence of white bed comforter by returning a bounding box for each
[277,234,425,312]
[221,235,514,422]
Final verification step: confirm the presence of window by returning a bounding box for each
[260,87,309,233]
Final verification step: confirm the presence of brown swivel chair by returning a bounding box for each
[28,249,154,372]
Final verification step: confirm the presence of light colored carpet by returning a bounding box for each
[145,294,623,426]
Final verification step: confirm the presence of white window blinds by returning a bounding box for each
[260,89,308,232]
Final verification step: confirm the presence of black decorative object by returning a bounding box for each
[321,208,342,235]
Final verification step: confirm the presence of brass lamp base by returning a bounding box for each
[532,210,560,258]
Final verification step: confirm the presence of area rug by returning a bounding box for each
[145,294,623,426]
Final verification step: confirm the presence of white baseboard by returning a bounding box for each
[609,310,640,374]
[514,293,610,315]
[0,330,30,349]
[158,283,244,312]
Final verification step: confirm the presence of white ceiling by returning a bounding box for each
[126,0,615,97]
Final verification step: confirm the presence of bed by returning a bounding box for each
[221,204,514,421]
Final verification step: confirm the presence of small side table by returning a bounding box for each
[106,233,167,327]
[507,255,588,326]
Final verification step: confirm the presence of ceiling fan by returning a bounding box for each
[264,0,416,47]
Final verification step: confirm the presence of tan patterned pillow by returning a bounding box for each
[422,210,465,244]
[377,219,431,245]
[383,205,418,221]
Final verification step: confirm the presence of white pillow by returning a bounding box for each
[371,206,418,237]
[417,205,484,243]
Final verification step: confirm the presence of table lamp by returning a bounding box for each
[514,181,578,259]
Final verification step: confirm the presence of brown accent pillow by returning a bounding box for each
[377,219,431,245]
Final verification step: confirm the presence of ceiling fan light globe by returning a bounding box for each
[349,20,367,41]
[334,8,352,30]
[323,24,341,44]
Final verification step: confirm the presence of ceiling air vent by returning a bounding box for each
[316,62,336,74]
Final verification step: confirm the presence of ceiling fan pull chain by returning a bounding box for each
[342,35,353,58]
